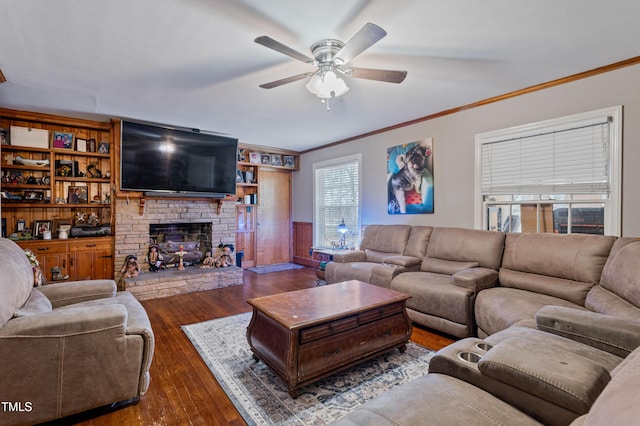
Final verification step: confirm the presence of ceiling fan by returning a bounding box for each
[255,23,407,102]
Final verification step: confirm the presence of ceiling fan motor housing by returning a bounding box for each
[310,39,345,65]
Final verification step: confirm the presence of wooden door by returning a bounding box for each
[257,169,291,265]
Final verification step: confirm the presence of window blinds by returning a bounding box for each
[313,157,360,248]
[481,118,611,195]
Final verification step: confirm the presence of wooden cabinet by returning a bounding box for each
[1,108,116,280]
[235,144,298,268]
[16,237,113,282]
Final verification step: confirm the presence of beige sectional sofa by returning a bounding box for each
[325,225,432,288]
[329,226,640,425]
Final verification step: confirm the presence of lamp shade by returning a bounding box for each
[306,69,349,99]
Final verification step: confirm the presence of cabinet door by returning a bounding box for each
[40,253,70,283]
[69,240,114,280]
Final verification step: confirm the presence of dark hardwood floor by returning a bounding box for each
[61,267,455,426]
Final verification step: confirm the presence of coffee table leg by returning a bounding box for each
[289,388,301,399]
[252,354,260,362]
[398,344,407,353]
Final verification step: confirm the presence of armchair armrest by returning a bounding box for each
[0,304,127,337]
[535,306,640,358]
[451,268,499,292]
[382,255,421,267]
[331,250,366,263]
[38,279,117,308]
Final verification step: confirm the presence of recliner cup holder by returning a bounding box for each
[458,352,482,363]
[475,342,494,352]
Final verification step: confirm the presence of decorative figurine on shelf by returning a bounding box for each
[200,251,215,268]
[175,244,188,270]
[75,211,86,225]
[147,245,164,272]
[214,243,236,268]
[121,255,140,278]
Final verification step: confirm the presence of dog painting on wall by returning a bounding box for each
[387,139,434,214]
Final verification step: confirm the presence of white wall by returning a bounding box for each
[293,63,640,237]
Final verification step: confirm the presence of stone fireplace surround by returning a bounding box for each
[115,197,242,300]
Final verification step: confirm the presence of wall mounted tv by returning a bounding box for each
[120,120,238,198]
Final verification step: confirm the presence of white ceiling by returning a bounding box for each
[1,0,640,152]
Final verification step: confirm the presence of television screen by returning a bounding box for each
[120,121,238,197]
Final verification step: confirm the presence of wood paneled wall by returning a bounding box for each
[293,221,316,267]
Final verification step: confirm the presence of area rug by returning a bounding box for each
[246,262,305,274]
[182,312,434,425]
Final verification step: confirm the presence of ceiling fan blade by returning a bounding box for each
[259,72,314,89]
[348,67,407,83]
[0,68,6,83]
[254,36,314,64]
[333,23,387,65]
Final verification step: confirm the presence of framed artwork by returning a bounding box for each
[16,219,26,233]
[0,128,9,145]
[87,138,97,152]
[98,142,110,154]
[53,218,72,232]
[249,152,261,164]
[76,138,87,152]
[260,154,271,165]
[67,185,88,204]
[387,138,434,215]
[270,155,283,167]
[24,190,44,201]
[33,220,52,238]
[236,170,244,183]
[283,155,295,167]
[52,131,74,149]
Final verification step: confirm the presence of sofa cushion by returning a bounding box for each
[571,346,640,426]
[478,338,610,415]
[331,373,542,426]
[0,238,36,327]
[501,233,615,286]
[424,227,505,270]
[14,288,53,317]
[475,287,585,336]
[359,224,411,254]
[588,238,640,320]
[403,225,433,259]
[499,268,594,306]
[422,258,479,274]
[392,272,473,324]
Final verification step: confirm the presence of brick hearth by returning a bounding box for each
[124,265,243,300]
[114,197,239,297]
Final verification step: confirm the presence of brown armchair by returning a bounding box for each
[0,237,154,426]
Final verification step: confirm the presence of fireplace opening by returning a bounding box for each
[149,222,212,267]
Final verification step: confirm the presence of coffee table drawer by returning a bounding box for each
[298,314,409,380]
[300,315,358,343]
[358,302,403,324]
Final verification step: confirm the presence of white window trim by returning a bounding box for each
[312,153,362,248]
[474,106,622,236]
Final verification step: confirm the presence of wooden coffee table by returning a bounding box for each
[246,280,412,397]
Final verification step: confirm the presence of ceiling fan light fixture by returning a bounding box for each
[306,68,349,99]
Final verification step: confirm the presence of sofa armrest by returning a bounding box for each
[478,337,610,416]
[0,304,126,337]
[451,268,499,292]
[38,279,117,308]
[331,250,366,263]
[535,305,640,358]
[383,255,421,267]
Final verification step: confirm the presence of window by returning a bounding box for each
[313,154,361,248]
[475,106,621,236]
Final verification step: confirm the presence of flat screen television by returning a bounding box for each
[120,120,238,198]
